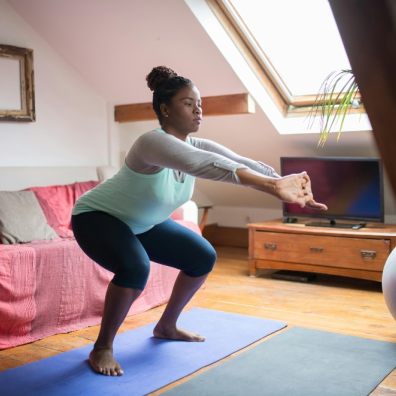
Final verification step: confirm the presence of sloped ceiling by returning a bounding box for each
[7,0,244,104]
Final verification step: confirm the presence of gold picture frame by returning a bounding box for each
[0,44,35,121]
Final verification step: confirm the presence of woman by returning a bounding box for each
[72,66,327,377]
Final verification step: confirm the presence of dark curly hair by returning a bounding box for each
[146,66,192,123]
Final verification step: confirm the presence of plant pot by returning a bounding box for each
[382,247,396,320]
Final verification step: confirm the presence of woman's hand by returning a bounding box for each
[236,168,327,210]
[275,172,328,210]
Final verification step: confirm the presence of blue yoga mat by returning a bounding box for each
[0,308,286,396]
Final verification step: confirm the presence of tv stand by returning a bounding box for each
[248,219,396,281]
[305,219,366,229]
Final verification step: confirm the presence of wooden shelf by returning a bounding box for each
[114,93,255,122]
[248,219,396,282]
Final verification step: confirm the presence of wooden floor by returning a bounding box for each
[0,247,395,395]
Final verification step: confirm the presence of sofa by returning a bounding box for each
[0,167,200,349]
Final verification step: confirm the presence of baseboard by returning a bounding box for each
[202,223,248,248]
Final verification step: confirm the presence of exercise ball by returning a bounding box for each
[382,247,396,320]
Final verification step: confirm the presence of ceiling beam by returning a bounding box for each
[114,93,255,123]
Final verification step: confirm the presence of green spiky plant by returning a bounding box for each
[308,69,361,146]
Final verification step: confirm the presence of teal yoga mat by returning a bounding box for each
[164,326,396,396]
[0,308,286,396]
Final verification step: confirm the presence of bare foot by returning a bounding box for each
[153,323,205,342]
[89,347,124,376]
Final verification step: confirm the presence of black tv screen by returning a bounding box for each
[280,157,384,223]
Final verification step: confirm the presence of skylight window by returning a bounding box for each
[185,0,371,133]
[227,0,350,98]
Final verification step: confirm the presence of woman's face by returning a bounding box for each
[161,84,202,138]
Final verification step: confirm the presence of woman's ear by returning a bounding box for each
[160,103,169,118]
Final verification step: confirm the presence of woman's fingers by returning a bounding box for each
[306,199,328,211]
[297,172,327,210]
[276,172,327,211]
[297,198,327,210]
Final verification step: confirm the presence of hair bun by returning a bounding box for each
[146,66,178,92]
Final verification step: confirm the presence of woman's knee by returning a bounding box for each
[112,258,151,290]
[185,242,217,277]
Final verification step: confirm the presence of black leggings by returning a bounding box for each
[71,211,217,290]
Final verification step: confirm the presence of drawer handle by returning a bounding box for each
[310,247,324,253]
[264,243,277,251]
[361,250,376,259]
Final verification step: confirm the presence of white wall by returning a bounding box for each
[0,0,108,167]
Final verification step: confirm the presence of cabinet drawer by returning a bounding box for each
[253,232,391,271]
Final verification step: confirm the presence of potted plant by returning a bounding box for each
[308,69,361,146]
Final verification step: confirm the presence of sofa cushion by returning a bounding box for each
[29,181,99,238]
[0,191,58,244]
[29,184,76,238]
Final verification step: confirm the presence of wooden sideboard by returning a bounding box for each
[248,219,396,281]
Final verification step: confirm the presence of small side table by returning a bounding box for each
[198,205,213,231]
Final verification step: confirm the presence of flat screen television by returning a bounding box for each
[280,157,384,228]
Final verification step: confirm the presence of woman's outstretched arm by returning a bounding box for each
[191,137,280,178]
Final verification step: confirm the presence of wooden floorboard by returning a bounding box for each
[0,247,395,394]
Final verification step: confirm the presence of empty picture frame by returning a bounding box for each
[0,44,35,121]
